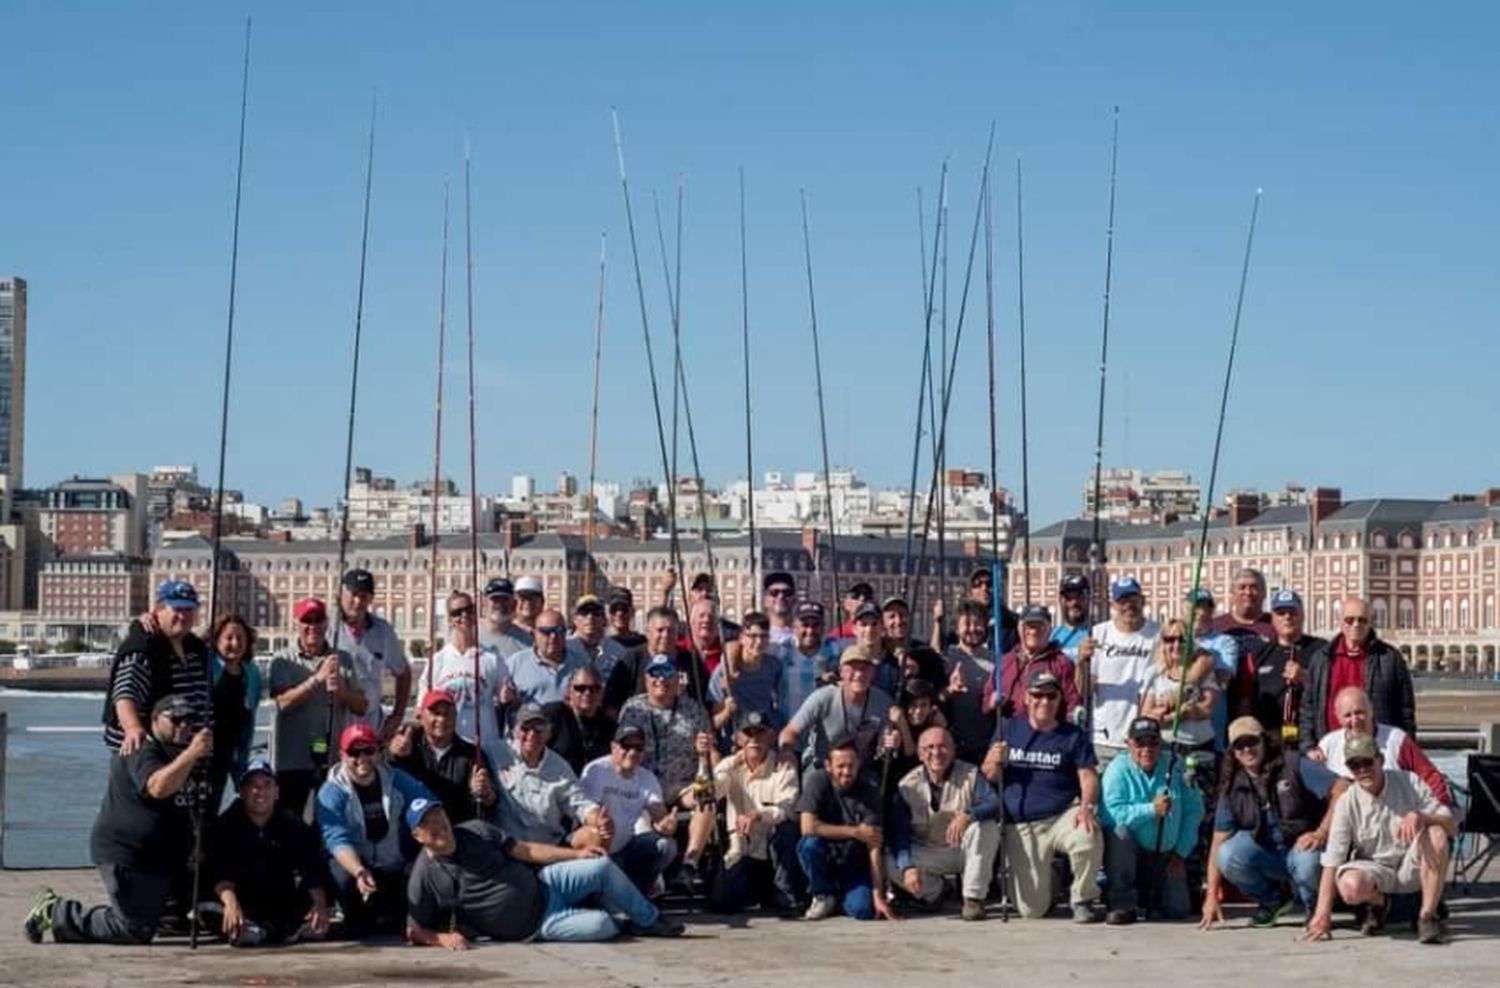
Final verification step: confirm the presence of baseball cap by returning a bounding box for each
[795,600,826,623]
[342,569,376,594]
[574,594,605,616]
[405,797,442,830]
[419,688,457,711]
[1060,574,1090,595]
[606,587,634,610]
[839,643,877,666]
[1343,732,1380,763]
[1027,670,1062,694]
[514,704,548,728]
[1270,589,1303,613]
[763,570,795,591]
[614,723,647,745]
[292,597,327,624]
[1227,716,1264,746]
[1110,576,1143,601]
[1185,588,1215,607]
[151,694,196,720]
[846,581,875,599]
[1127,716,1163,742]
[880,595,909,613]
[156,579,200,610]
[1018,604,1052,626]
[738,710,774,734]
[853,600,882,622]
[339,722,380,754]
[484,577,515,599]
[515,576,544,597]
[238,758,276,787]
[644,654,678,679]
[969,567,993,586]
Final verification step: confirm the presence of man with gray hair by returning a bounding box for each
[1211,567,1274,646]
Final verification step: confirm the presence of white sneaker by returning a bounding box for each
[804,895,838,920]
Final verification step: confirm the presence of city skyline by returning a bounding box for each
[3,4,1498,527]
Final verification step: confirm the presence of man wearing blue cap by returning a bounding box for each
[209,760,329,946]
[103,580,212,755]
[1085,576,1160,763]
[1239,589,1324,740]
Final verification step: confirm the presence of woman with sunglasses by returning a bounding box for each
[1199,716,1324,930]
[1139,619,1219,754]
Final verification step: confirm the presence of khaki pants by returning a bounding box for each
[1004,805,1104,918]
[886,820,1001,902]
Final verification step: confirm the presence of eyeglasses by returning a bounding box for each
[1231,737,1262,752]
[537,625,568,636]
[346,746,379,758]
[1343,617,1370,626]
[1345,757,1377,772]
[448,606,474,619]
[571,684,601,694]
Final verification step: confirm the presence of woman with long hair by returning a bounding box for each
[210,613,262,808]
[1199,716,1324,929]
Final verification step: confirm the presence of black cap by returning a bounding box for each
[795,600,826,622]
[738,710,774,734]
[342,568,376,594]
[151,694,196,720]
[969,567,993,586]
[853,600,882,622]
[1059,574,1090,595]
[1018,604,1053,626]
[606,587,634,609]
[484,577,515,599]
[614,723,646,744]
[846,581,874,600]
[880,595,909,613]
[763,570,795,591]
[1128,716,1163,742]
[1026,669,1062,694]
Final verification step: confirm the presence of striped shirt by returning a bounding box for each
[105,648,213,751]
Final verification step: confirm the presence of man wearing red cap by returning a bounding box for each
[390,688,497,825]
[269,598,366,819]
[316,722,434,936]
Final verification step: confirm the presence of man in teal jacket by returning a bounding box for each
[1100,716,1203,924]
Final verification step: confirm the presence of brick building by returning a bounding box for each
[37,554,151,637]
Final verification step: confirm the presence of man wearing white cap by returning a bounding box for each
[513,575,546,639]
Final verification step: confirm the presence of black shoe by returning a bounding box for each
[1251,894,1293,928]
[1105,908,1136,926]
[1360,899,1387,937]
[637,917,685,937]
[674,859,701,896]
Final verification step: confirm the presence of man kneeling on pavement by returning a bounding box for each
[1304,731,1453,945]
[797,737,897,921]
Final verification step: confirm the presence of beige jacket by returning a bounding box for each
[714,750,800,864]
[897,760,982,847]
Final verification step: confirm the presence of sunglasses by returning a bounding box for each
[1346,757,1377,772]
[766,588,795,597]
[537,625,568,636]
[346,745,379,758]
[1232,737,1262,752]
[163,712,196,726]
[618,742,645,753]
[518,722,548,735]
[1161,636,1184,646]
[1132,737,1162,748]
[448,606,475,619]
[646,669,678,681]
[1343,617,1370,626]
[571,684,601,694]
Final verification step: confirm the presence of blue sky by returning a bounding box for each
[3,1,1497,526]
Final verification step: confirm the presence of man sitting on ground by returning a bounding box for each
[797,738,897,921]
[405,799,682,947]
[983,670,1103,922]
[579,725,679,895]
[888,726,1000,921]
[544,666,616,775]
[712,713,802,914]
[389,688,497,825]
[210,759,330,946]
[492,705,611,852]
[1304,732,1454,945]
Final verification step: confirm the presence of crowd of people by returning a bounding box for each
[22,563,1463,951]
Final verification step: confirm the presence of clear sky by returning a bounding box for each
[3,1,1497,526]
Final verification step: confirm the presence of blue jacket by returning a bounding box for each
[1099,750,1203,859]
[317,762,432,872]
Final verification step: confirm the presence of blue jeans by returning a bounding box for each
[1216,830,1321,909]
[796,836,874,920]
[1104,826,1190,919]
[613,832,677,894]
[536,857,660,941]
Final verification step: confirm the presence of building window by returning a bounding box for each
[1424,600,1435,630]
[1372,598,1389,629]
[1460,598,1471,630]
[1397,598,1415,630]
[1442,600,1453,630]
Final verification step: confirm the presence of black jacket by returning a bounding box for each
[214,799,327,921]
[603,645,711,714]
[101,620,210,737]
[1217,750,1322,844]
[391,733,494,825]
[1297,634,1415,751]
[1241,633,1327,733]
[544,702,616,775]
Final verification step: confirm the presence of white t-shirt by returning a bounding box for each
[579,756,666,853]
[425,643,510,752]
[332,614,410,730]
[1318,724,1403,780]
[1090,619,1160,748]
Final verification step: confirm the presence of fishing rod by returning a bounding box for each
[799,190,840,609]
[425,183,451,684]
[585,232,607,593]
[909,124,996,623]
[901,167,946,605]
[1015,156,1033,606]
[1087,108,1120,629]
[935,183,950,633]
[326,94,378,771]
[652,189,683,606]
[462,142,484,760]
[611,110,688,612]
[1152,190,1263,876]
[194,17,251,951]
[739,167,757,598]
[652,182,717,599]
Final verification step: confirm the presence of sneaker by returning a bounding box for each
[1072,902,1101,925]
[1251,894,1293,929]
[1359,899,1387,937]
[637,916,686,938]
[1417,913,1445,945]
[961,898,986,922]
[230,921,267,947]
[675,859,701,896]
[23,888,58,944]
[1105,908,1136,926]
[804,895,838,921]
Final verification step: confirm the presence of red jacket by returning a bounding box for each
[984,643,1083,722]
